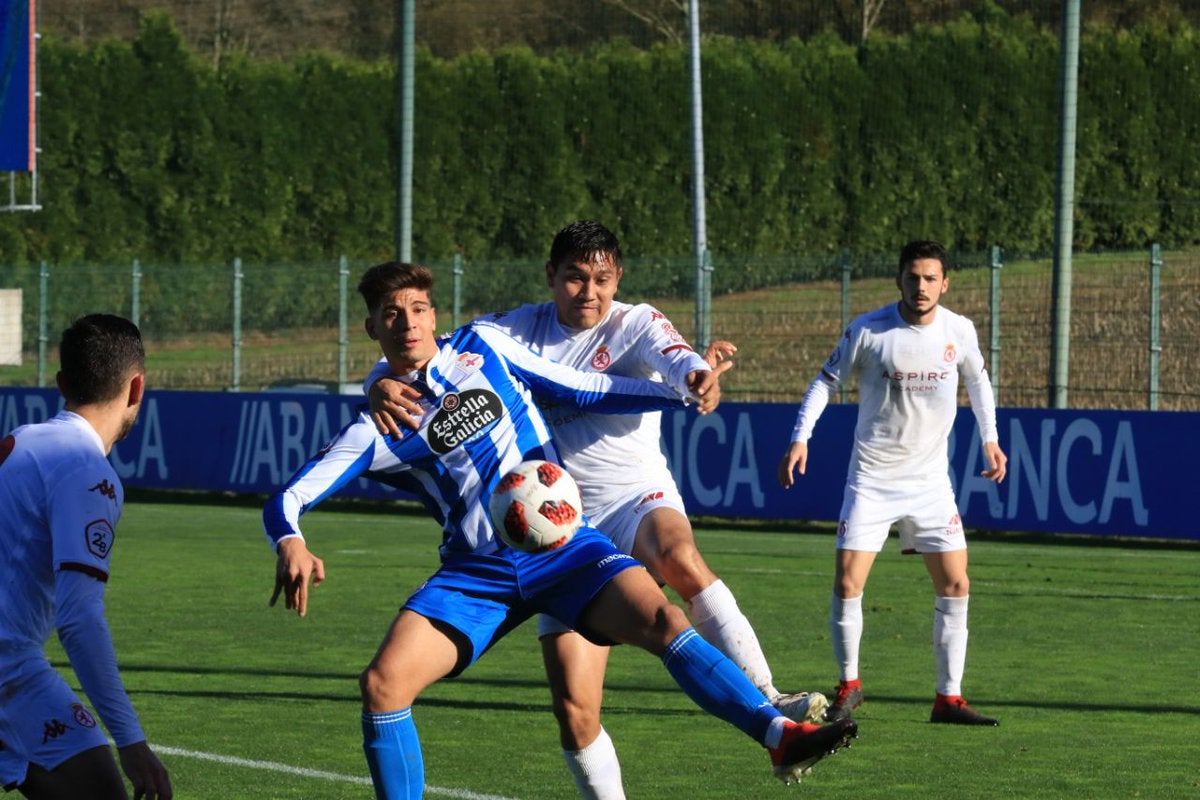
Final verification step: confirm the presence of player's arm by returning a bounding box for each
[778,330,850,487]
[629,305,730,413]
[959,325,1007,483]
[478,326,689,413]
[54,569,173,799]
[262,418,388,615]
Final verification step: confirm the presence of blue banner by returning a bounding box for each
[1,387,1195,540]
[0,0,34,172]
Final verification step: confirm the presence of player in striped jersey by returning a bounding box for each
[0,315,172,800]
[777,240,1007,726]
[366,221,824,800]
[264,262,856,800]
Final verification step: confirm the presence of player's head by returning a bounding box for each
[57,314,146,442]
[358,262,439,371]
[545,220,624,330]
[57,314,145,405]
[896,240,950,324]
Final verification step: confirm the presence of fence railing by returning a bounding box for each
[1,246,1196,411]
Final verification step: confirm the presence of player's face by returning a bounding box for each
[546,253,623,330]
[365,288,438,371]
[896,258,948,324]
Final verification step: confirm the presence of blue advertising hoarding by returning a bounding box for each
[0,0,34,172]
[1,387,1195,540]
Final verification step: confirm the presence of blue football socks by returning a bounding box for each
[362,707,424,799]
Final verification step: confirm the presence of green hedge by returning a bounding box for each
[1,8,1198,290]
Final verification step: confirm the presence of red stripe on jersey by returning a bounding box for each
[661,344,694,355]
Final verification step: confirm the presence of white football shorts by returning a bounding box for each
[537,480,686,638]
[0,664,111,789]
[836,477,966,554]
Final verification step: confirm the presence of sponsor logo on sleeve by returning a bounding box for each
[85,519,115,559]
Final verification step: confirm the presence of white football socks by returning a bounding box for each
[563,727,625,800]
[689,579,779,699]
[830,593,864,682]
[933,594,969,696]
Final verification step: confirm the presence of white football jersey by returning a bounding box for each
[0,411,123,675]
[792,302,998,485]
[472,301,709,511]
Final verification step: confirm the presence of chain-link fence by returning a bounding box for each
[2,246,1196,411]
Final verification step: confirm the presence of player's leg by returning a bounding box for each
[539,625,624,800]
[826,482,894,721]
[579,565,855,782]
[16,746,126,800]
[910,496,997,726]
[360,609,465,800]
[631,507,781,695]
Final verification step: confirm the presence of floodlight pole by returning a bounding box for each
[1049,0,1080,408]
[687,0,711,350]
[395,0,415,261]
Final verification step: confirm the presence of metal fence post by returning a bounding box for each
[839,249,851,403]
[338,255,349,387]
[1148,242,1162,410]
[231,257,243,391]
[36,261,47,387]
[453,251,463,329]
[989,245,1003,403]
[130,258,142,327]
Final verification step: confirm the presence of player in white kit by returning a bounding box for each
[368,221,826,798]
[777,240,1007,726]
[0,315,172,799]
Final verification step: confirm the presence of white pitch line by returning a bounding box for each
[154,744,522,800]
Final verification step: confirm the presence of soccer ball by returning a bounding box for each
[488,460,583,553]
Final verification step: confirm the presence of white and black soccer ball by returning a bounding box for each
[488,459,583,553]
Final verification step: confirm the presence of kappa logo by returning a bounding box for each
[89,479,117,500]
[590,345,612,370]
[85,519,115,559]
[42,719,70,744]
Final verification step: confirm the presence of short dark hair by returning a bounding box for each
[548,220,622,270]
[58,314,145,405]
[898,240,949,274]
[357,262,435,312]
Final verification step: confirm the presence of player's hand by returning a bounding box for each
[703,340,737,368]
[270,537,325,617]
[686,361,731,414]
[118,740,172,800]
[368,377,423,437]
[981,441,1008,483]
[777,441,809,488]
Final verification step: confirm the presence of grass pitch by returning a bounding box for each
[47,498,1200,799]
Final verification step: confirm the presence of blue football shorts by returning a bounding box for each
[402,526,641,672]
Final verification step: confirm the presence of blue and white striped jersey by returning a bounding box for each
[263,323,688,556]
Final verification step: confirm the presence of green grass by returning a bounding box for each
[46,499,1200,799]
